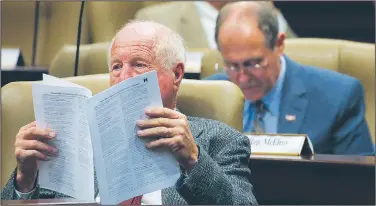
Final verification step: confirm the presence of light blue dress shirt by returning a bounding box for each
[243,56,287,133]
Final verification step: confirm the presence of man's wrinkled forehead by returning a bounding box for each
[110,26,156,60]
[115,24,158,44]
[110,27,158,62]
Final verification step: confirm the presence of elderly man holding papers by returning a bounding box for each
[1,20,258,205]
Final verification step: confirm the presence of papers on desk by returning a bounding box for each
[32,71,180,204]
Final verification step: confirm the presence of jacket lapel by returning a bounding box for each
[278,56,308,134]
[178,2,209,49]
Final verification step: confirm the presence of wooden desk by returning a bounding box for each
[249,154,375,205]
[2,155,374,205]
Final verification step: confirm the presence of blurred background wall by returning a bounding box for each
[1,1,374,68]
[274,1,375,43]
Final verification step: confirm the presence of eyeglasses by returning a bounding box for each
[225,58,268,73]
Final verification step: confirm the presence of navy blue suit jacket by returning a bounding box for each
[204,56,374,155]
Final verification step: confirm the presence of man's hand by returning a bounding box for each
[136,107,198,172]
[14,121,57,193]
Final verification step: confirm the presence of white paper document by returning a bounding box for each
[32,76,95,201]
[185,52,204,73]
[32,71,180,203]
[84,71,180,204]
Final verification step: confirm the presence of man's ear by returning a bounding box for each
[173,62,185,87]
[275,32,285,56]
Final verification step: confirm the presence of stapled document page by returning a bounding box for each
[84,71,180,205]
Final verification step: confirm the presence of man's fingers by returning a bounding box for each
[145,137,182,150]
[137,127,177,138]
[17,139,58,155]
[136,118,177,129]
[19,121,36,132]
[144,107,183,119]
[16,149,51,161]
[21,127,56,141]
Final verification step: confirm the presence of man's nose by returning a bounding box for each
[237,69,251,83]
[119,66,137,81]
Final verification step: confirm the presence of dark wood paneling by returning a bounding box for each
[249,154,375,205]
[274,1,375,43]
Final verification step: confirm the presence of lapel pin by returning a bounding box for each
[285,114,296,122]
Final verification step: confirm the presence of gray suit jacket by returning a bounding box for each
[1,116,258,205]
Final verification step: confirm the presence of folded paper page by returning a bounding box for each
[84,71,180,205]
[32,75,94,201]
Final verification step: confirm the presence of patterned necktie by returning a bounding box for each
[252,100,266,133]
[120,195,143,205]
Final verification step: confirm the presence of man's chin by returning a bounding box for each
[242,87,264,101]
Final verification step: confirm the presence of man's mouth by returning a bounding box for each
[240,82,260,90]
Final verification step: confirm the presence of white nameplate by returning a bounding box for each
[245,133,314,156]
[1,48,23,70]
[185,52,203,73]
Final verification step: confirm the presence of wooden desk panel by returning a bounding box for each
[274,1,375,43]
[249,154,375,205]
[2,155,374,205]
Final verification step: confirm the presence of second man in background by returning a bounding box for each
[205,1,374,155]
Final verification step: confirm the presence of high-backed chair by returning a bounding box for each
[88,1,164,43]
[2,1,90,67]
[200,49,225,79]
[1,74,244,188]
[3,1,165,67]
[200,38,375,142]
[285,39,375,143]
[49,43,207,78]
[49,42,110,78]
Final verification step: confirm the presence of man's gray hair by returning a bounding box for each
[107,20,186,70]
[214,2,279,50]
